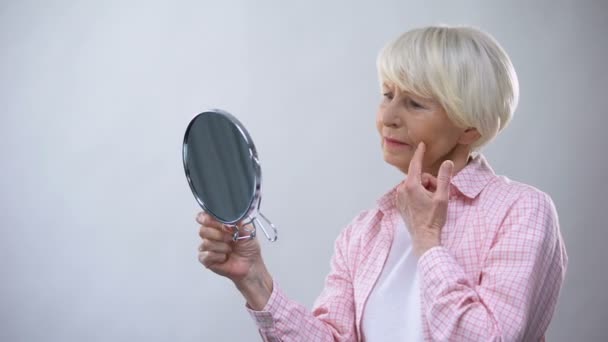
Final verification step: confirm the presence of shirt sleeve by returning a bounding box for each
[418,190,568,341]
[246,223,358,342]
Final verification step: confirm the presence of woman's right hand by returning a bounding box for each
[197,212,273,309]
[197,212,262,282]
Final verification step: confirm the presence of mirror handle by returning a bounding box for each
[229,224,256,241]
[253,212,278,242]
[228,213,278,242]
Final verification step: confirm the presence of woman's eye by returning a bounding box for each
[409,100,424,109]
[382,92,393,100]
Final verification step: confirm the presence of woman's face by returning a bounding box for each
[376,83,467,175]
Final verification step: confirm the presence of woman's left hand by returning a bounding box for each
[396,142,454,257]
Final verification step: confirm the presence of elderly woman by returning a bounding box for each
[196,25,568,341]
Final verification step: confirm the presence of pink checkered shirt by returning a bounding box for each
[248,154,568,341]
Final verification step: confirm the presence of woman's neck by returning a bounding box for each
[424,143,472,177]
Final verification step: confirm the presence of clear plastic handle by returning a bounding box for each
[253,212,278,242]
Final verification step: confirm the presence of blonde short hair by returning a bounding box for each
[377,25,519,149]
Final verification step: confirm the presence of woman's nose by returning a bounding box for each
[381,104,401,127]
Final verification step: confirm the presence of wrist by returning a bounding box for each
[413,229,441,257]
[415,242,440,257]
[234,262,273,311]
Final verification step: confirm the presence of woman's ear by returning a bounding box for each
[458,127,481,145]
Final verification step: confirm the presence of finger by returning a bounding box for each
[196,212,206,224]
[407,142,425,183]
[199,239,232,254]
[421,173,438,192]
[199,225,233,243]
[396,179,408,195]
[196,212,224,230]
[198,251,228,268]
[435,160,454,200]
[238,222,255,233]
[421,175,429,188]
[394,185,404,209]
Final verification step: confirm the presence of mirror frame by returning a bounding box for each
[182,109,263,226]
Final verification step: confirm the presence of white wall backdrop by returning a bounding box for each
[1,0,606,341]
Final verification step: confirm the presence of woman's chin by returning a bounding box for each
[382,152,411,171]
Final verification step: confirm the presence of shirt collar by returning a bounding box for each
[450,153,495,199]
[375,153,496,213]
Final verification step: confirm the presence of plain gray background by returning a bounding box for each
[1,0,606,341]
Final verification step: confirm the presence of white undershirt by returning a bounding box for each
[361,219,423,341]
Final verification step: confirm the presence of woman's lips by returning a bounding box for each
[384,137,410,148]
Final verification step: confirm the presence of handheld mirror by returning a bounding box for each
[182,109,278,242]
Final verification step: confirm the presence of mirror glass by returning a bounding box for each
[183,110,257,224]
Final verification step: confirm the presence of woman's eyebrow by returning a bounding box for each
[404,91,433,103]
